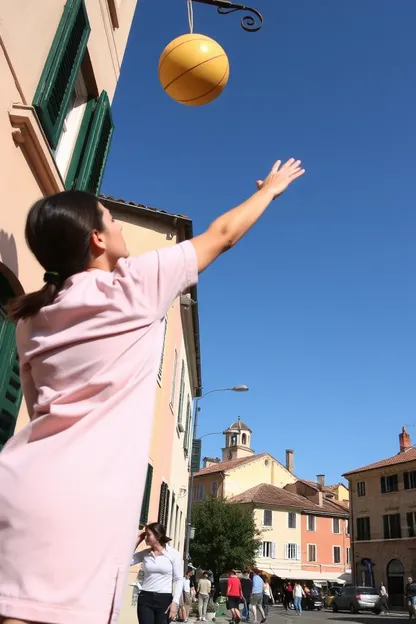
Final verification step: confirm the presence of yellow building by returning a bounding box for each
[344,426,416,608]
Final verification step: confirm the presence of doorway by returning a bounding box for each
[387,558,404,608]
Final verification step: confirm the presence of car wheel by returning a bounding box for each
[332,604,339,613]
[317,608,322,611]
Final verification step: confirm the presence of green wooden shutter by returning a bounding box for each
[158,482,168,524]
[191,438,201,473]
[177,361,185,425]
[139,463,153,527]
[74,90,114,194]
[33,0,90,149]
[183,396,192,453]
[0,317,22,451]
[65,98,95,189]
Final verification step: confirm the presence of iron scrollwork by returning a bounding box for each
[193,0,263,32]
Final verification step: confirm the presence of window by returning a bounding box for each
[263,510,273,526]
[0,274,23,450]
[157,319,168,382]
[333,546,341,564]
[356,517,371,541]
[383,513,402,539]
[169,493,175,536]
[231,433,237,446]
[212,481,218,497]
[381,474,398,494]
[407,512,416,538]
[404,471,416,490]
[357,481,366,497]
[139,464,153,526]
[194,484,204,501]
[307,515,316,531]
[333,517,340,534]
[346,519,350,535]
[183,397,192,454]
[346,547,351,564]
[242,433,247,445]
[177,360,185,427]
[262,541,275,558]
[285,543,300,560]
[307,544,317,562]
[170,349,178,410]
[158,482,170,527]
[288,512,297,529]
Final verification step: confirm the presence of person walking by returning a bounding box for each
[283,583,293,611]
[227,570,243,624]
[379,582,389,614]
[293,583,305,616]
[250,569,266,624]
[0,159,304,624]
[180,568,194,622]
[240,570,253,622]
[198,572,212,621]
[262,579,274,617]
[405,577,416,619]
[132,523,183,624]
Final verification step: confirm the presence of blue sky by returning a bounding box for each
[103,0,416,484]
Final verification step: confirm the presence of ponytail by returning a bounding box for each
[8,272,63,322]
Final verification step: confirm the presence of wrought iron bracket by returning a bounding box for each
[192,0,263,32]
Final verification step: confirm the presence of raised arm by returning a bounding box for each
[191,158,305,273]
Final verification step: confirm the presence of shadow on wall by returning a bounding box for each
[0,230,19,278]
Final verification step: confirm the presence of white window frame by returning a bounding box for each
[333,545,341,564]
[170,349,178,411]
[263,509,273,527]
[288,512,297,529]
[307,515,316,531]
[54,71,88,178]
[285,543,300,560]
[332,517,341,534]
[307,543,317,562]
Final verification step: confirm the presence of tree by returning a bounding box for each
[189,497,260,584]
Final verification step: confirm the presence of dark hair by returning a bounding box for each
[146,522,171,546]
[8,191,104,322]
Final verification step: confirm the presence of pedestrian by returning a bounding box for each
[293,583,305,616]
[198,571,212,621]
[283,582,293,611]
[227,570,243,624]
[0,160,304,624]
[379,582,389,614]
[240,570,253,622]
[405,577,416,619]
[180,568,194,622]
[250,569,267,624]
[132,523,183,624]
[262,578,274,617]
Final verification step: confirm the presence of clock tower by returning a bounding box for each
[222,416,254,462]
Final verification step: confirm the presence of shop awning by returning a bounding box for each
[269,569,350,583]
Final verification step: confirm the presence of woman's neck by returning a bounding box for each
[151,542,164,554]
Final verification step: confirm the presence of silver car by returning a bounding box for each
[332,586,380,614]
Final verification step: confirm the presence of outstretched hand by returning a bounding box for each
[256,158,305,199]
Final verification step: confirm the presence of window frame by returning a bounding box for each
[332,517,341,534]
[307,543,317,562]
[288,511,297,529]
[380,474,399,494]
[307,514,316,531]
[333,545,341,564]
[357,481,366,497]
[263,509,273,527]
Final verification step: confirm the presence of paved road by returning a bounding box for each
[255,606,410,624]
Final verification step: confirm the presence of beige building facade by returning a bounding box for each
[344,426,416,608]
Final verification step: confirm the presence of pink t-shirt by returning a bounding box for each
[0,241,198,624]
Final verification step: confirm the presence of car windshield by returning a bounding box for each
[357,587,377,595]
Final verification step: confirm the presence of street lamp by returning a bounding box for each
[184,384,249,568]
[191,0,263,32]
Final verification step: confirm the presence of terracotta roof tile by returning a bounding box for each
[344,447,416,477]
[100,195,189,220]
[194,453,268,477]
[229,483,349,517]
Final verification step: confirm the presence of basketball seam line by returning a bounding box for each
[177,66,229,103]
[163,54,226,92]
[158,36,211,74]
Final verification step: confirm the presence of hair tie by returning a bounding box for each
[43,271,60,285]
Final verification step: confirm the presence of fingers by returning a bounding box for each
[289,168,305,180]
[271,159,282,173]
[256,180,263,189]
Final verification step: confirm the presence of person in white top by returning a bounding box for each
[293,583,305,616]
[132,522,183,624]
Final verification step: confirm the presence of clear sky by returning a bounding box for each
[103,0,416,484]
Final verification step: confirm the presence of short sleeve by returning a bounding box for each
[118,240,198,319]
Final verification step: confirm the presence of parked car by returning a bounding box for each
[324,587,341,609]
[332,586,380,614]
[303,592,323,611]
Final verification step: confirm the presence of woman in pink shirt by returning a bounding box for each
[0,158,304,624]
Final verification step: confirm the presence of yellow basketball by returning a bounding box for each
[158,34,229,106]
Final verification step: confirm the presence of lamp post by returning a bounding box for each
[184,385,248,568]
[192,0,263,32]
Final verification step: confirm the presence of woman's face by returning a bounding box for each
[145,527,159,547]
[95,204,129,264]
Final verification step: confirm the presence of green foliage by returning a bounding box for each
[190,497,260,583]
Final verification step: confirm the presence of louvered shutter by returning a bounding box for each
[183,397,192,453]
[177,361,185,425]
[33,0,90,149]
[73,90,114,194]
[139,464,153,527]
[271,542,276,559]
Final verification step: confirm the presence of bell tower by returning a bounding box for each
[222,417,254,461]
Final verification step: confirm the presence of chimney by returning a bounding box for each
[317,474,325,489]
[399,426,411,453]
[286,449,294,474]
[203,457,221,468]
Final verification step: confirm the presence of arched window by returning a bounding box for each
[387,559,404,576]
[231,433,237,446]
[0,272,22,450]
[242,433,247,445]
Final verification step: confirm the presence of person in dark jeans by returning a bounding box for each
[405,577,416,619]
[241,570,253,622]
[132,522,183,624]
